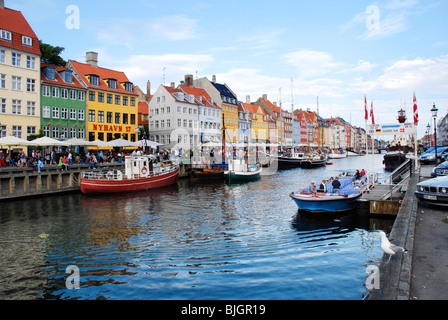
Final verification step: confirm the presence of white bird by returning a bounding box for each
[377,231,407,263]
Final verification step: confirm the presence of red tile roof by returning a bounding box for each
[0,7,40,55]
[41,63,86,90]
[179,85,220,108]
[138,101,149,114]
[69,60,138,96]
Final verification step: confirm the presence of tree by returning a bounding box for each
[39,41,67,66]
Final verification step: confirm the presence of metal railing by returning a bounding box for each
[379,159,413,200]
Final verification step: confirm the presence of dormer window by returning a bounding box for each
[0,30,12,41]
[22,36,32,46]
[90,75,100,86]
[125,82,133,92]
[64,70,73,83]
[108,79,117,90]
[46,66,55,80]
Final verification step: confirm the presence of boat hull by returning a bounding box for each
[190,168,225,181]
[300,159,327,168]
[276,156,302,169]
[224,168,262,182]
[289,192,363,213]
[80,167,179,194]
[384,153,407,171]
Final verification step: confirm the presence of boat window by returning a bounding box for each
[144,161,147,167]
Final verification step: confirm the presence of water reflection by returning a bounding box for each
[0,155,393,300]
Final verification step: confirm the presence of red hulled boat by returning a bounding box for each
[80,155,179,194]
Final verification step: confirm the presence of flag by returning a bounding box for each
[370,101,375,125]
[47,121,51,127]
[413,92,419,125]
[364,95,368,120]
[57,122,60,128]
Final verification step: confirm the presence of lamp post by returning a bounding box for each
[431,104,438,163]
[427,123,431,148]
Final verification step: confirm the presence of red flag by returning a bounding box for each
[370,101,375,125]
[57,122,60,128]
[47,121,51,127]
[74,123,78,128]
[413,92,419,125]
[364,95,368,120]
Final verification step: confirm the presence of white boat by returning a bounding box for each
[224,159,262,182]
[328,151,347,159]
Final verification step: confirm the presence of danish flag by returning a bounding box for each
[364,95,368,120]
[370,101,375,125]
[413,92,419,125]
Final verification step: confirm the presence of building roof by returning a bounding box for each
[211,82,238,105]
[178,85,220,109]
[68,60,137,96]
[138,101,149,114]
[41,63,86,90]
[0,7,40,55]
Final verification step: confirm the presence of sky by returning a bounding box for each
[9,0,448,138]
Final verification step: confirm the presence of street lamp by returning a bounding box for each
[427,123,431,148]
[431,103,438,163]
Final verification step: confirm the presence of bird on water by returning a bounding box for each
[377,231,407,263]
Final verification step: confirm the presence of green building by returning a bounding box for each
[40,63,87,139]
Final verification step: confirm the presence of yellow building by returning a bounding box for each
[240,102,268,143]
[68,52,139,143]
[0,6,41,144]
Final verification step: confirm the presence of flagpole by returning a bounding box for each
[364,95,370,184]
[371,101,375,185]
[413,92,419,172]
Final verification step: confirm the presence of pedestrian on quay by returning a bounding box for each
[0,150,6,167]
[50,150,57,165]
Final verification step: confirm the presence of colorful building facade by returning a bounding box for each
[68,52,139,142]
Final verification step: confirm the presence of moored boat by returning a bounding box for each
[289,176,370,213]
[80,155,179,194]
[224,159,262,182]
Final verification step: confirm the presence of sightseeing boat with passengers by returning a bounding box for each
[289,175,370,213]
[80,155,179,194]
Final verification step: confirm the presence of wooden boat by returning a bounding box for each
[224,159,262,182]
[289,176,370,213]
[80,155,179,194]
[190,165,226,181]
[328,150,347,159]
[299,153,327,168]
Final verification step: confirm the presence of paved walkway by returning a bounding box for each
[410,165,448,300]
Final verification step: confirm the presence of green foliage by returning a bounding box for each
[39,41,67,66]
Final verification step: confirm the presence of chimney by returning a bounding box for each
[262,94,268,100]
[146,80,151,102]
[0,0,4,9]
[171,82,175,89]
[185,74,194,87]
[86,51,98,67]
[212,75,216,83]
[246,95,250,104]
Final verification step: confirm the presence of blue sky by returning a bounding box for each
[10,0,448,137]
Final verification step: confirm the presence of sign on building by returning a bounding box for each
[368,123,416,136]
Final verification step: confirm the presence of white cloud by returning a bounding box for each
[282,50,344,78]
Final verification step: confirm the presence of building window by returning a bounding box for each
[52,107,59,118]
[64,70,73,83]
[61,88,68,99]
[12,76,21,91]
[125,82,133,92]
[26,79,36,92]
[115,95,120,105]
[70,128,76,138]
[130,97,135,106]
[12,100,21,114]
[78,109,84,121]
[61,127,68,139]
[107,94,112,104]
[52,87,59,98]
[90,75,100,86]
[42,106,51,118]
[52,127,59,138]
[89,110,95,122]
[42,86,50,96]
[26,56,35,69]
[70,108,76,120]
[98,111,104,123]
[22,36,33,46]
[108,79,117,89]
[98,92,104,103]
[89,91,95,101]
[27,101,36,116]
[78,91,85,101]
[79,128,85,139]
[61,108,68,119]
[130,114,136,125]
[123,113,128,124]
[42,126,50,137]
[107,112,113,123]
[0,98,6,113]
[123,96,128,106]
[11,52,21,66]
[0,74,6,88]
[70,90,76,100]
[1,30,12,41]
[115,112,120,124]
[12,126,22,138]
[0,50,6,64]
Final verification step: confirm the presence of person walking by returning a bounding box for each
[0,151,6,167]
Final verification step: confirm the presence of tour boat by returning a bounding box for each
[289,176,370,213]
[80,155,179,194]
[224,159,262,182]
[328,149,347,159]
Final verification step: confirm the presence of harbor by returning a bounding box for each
[1,154,396,300]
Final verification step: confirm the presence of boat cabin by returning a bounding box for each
[124,155,154,179]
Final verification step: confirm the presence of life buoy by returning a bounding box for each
[141,167,148,174]
[106,171,114,180]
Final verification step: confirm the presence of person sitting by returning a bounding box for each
[332,177,341,193]
[354,170,361,180]
[318,180,327,193]
[360,169,366,177]
[308,181,317,195]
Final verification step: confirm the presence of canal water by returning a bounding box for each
[0,154,394,300]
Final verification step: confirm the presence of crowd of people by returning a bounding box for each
[308,169,367,195]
